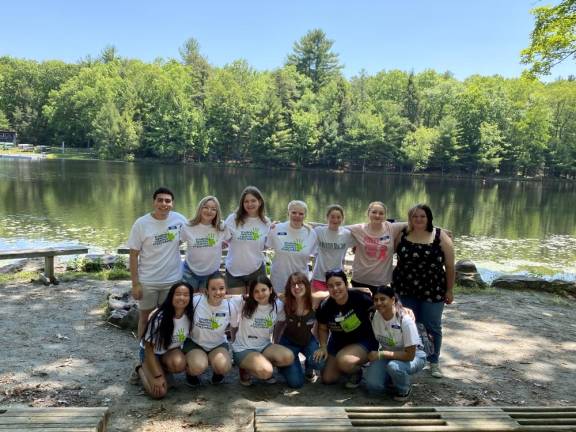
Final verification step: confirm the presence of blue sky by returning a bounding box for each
[2,0,572,81]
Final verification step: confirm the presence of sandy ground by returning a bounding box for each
[1,278,575,431]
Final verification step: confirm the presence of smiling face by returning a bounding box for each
[327,275,348,304]
[172,285,191,314]
[253,282,272,305]
[200,199,218,225]
[289,276,308,299]
[288,205,306,228]
[152,193,173,220]
[373,292,395,316]
[327,209,344,230]
[243,193,261,217]
[410,208,428,231]
[206,278,226,305]
[368,203,386,225]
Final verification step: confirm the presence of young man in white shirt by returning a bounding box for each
[127,187,187,338]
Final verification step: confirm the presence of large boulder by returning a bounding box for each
[455,259,487,289]
[107,284,138,331]
[491,275,576,297]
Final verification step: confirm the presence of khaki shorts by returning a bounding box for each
[139,282,174,310]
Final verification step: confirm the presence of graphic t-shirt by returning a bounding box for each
[142,313,191,355]
[312,226,353,281]
[127,211,186,285]
[224,213,270,276]
[181,223,232,276]
[266,222,317,293]
[316,290,375,348]
[190,296,239,350]
[348,222,396,286]
[231,298,285,352]
[371,310,421,352]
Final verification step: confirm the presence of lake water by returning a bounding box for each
[1,158,575,281]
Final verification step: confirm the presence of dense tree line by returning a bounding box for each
[1,30,576,177]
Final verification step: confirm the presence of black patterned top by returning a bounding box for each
[393,228,447,303]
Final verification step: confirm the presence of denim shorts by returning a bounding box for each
[225,263,267,290]
[182,338,229,354]
[327,337,378,357]
[182,262,221,292]
[138,345,164,363]
[232,343,272,366]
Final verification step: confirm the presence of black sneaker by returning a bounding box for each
[211,373,224,385]
[185,374,201,387]
[393,387,412,402]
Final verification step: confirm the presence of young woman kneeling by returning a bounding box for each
[365,285,426,401]
[314,269,377,389]
[231,276,294,386]
[137,282,194,399]
[183,274,239,385]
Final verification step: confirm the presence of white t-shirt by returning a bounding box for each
[231,298,285,353]
[127,211,186,285]
[348,222,396,286]
[224,213,270,276]
[266,222,317,293]
[143,313,191,355]
[181,223,232,276]
[190,295,239,351]
[312,226,353,281]
[371,311,421,352]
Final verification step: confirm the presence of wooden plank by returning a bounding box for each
[0,408,107,432]
[510,413,576,419]
[347,413,442,419]
[503,407,576,412]
[0,408,108,415]
[351,419,447,426]
[345,407,437,413]
[0,428,95,432]
[256,407,348,416]
[0,246,88,260]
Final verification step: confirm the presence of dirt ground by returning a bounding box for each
[1,278,575,431]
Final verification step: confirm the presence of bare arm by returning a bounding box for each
[129,249,142,300]
[440,230,455,304]
[368,345,417,363]
[313,322,330,362]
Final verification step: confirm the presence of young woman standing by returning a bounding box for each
[183,274,239,385]
[347,201,406,294]
[393,204,455,379]
[181,196,231,291]
[311,204,353,292]
[266,200,317,294]
[224,186,270,295]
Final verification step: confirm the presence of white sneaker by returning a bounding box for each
[430,363,443,378]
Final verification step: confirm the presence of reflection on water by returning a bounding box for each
[1,159,575,279]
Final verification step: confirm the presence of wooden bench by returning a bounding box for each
[254,406,576,431]
[0,245,88,285]
[0,407,109,431]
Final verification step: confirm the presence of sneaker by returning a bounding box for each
[129,365,141,385]
[211,373,224,385]
[239,368,252,387]
[393,387,412,402]
[185,374,201,387]
[344,370,362,389]
[430,363,443,379]
[305,370,318,384]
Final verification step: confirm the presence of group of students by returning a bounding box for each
[127,185,455,400]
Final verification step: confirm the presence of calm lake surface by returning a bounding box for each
[1,159,575,281]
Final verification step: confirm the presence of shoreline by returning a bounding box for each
[2,150,575,183]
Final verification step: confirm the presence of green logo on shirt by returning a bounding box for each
[340,313,361,333]
[207,233,216,246]
[210,317,221,329]
[264,314,274,328]
[176,327,186,343]
[251,228,261,240]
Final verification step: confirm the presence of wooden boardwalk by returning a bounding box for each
[255,406,576,431]
[0,407,109,431]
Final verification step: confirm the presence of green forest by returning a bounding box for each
[1,29,576,177]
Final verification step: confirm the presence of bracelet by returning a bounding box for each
[378,350,384,360]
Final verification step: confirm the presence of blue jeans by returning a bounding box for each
[365,351,426,395]
[182,262,220,292]
[400,296,444,363]
[278,335,325,388]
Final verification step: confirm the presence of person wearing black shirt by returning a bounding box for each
[314,269,377,388]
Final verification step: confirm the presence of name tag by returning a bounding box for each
[391,324,401,329]
[215,313,226,317]
[278,232,288,236]
[335,315,344,323]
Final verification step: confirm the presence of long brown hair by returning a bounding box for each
[235,186,268,226]
[283,272,313,315]
[242,275,278,319]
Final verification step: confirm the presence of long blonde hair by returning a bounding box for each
[189,196,225,230]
